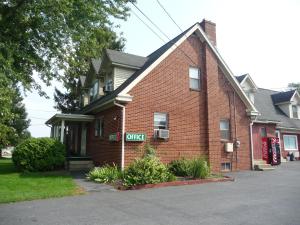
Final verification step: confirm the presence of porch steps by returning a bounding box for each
[281,158,287,163]
[254,160,275,171]
[66,160,94,171]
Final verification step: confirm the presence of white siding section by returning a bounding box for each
[240,79,256,103]
[113,67,136,90]
[278,103,292,118]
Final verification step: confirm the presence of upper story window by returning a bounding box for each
[90,80,99,102]
[292,105,298,119]
[220,119,230,140]
[189,67,200,90]
[104,79,113,92]
[154,113,168,130]
[94,118,104,137]
[260,127,267,137]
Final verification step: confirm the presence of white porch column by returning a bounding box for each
[54,125,57,139]
[50,126,54,138]
[60,120,65,143]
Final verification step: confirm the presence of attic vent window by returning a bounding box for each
[292,105,298,119]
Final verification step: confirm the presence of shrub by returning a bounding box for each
[189,157,210,179]
[169,157,210,179]
[12,137,65,172]
[86,164,121,183]
[168,158,190,177]
[122,156,175,187]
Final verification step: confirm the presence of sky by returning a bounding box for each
[24,0,300,137]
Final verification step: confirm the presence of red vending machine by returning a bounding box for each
[267,137,281,165]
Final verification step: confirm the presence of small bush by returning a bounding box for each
[12,137,65,172]
[189,157,210,179]
[123,156,175,187]
[168,158,190,177]
[86,164,121,183]
[169,157,210,179]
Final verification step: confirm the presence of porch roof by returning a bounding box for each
[45,114,95,125]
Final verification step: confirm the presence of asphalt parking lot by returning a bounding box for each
[1,162,300,225]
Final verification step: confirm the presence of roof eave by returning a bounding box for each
[111,62,141,70]
[45,114,95,125]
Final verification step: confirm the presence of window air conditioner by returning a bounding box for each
[225,143,234,153]
[104,83,113,92]
[154,129,169,139]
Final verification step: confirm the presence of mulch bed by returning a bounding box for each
[115,176,234,191]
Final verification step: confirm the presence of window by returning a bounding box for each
[189,67,200,90]
[94,118,104,137]
[154,113,168,130]
[90,80,99,101]
[221,162,231,171]
[283,135,298,150]
[260,127,267,137]
[292,105,298,118]
[220,119,230,140]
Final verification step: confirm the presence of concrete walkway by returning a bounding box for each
[1,162,300,225]
[71,171,115,192]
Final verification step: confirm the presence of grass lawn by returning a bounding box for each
[0,158,84,204]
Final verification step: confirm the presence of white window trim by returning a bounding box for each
[283,134,298,151]
[154,112,168,130]
[189,67,201,90]
[292,105,299,119]
[220,119,230,141]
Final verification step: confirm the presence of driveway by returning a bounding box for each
[1,162,300,225]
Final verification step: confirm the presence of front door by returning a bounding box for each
[80,124,87,156]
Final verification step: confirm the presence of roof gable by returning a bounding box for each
[254,88,300,130]
[82,22,258,115]
[271,90,296,104]
[235,74,247,83]
[236,74,258,90]
[105,49,148,69]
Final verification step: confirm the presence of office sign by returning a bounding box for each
[109,132,121,142]
[125,133,146,142]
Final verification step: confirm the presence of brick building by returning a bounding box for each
[236,73,300,168]
[46,19,299,172]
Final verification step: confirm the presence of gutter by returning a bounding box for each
[114,101,126,171]
[249,121,254,170]
[277,126,300,131]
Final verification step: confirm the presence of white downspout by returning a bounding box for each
[114,101,125,171]
[249,121,254,170]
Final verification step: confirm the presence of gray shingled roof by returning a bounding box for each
[254,88,300,129]
[271,90,296,104]
[91,58,101,74]
[235,74,247,83]
[106,49,148,69]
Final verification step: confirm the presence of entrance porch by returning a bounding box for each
[46,114,95,171]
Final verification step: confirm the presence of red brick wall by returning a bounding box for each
[252,123,276,160]
[123,35,251,172]
[280,131,300,158]
[86,106,122,166]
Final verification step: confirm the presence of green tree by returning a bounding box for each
[0,0,132,142]
[0,83,31,149]
[8,87,31,146]
[0,75,15,148]
[0,0,132,96]
[54,28,125,113]
[288,83,300,93]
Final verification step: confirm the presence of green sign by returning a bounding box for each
[126,133,146,142]
[109,132,121,142]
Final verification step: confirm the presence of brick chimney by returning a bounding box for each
[200,19,216,46]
